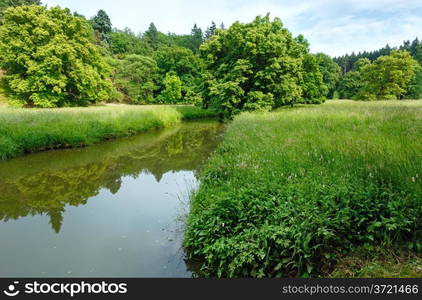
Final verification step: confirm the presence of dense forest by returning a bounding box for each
[0,0,421,115]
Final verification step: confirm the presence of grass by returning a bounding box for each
[328,245,422,278]
[184,100,422,278]
[0,105,218,160]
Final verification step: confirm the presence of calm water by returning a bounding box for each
[0,121,224,277]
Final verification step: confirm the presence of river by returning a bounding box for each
[0,120,224,277]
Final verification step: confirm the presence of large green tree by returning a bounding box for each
[199,15,324,116]
[358,51,419,100]
[0,6,112,107]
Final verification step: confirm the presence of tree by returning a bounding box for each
[358,51,419,100]
[205,22,217,40]
[189,24,203,53]
[0,0,41,20]
[158,72,182,103]
[404,64,422,99]
[90,9,112,44]
[302,54,328,103]
[107,54,158,104]
[199,15,323,117]
[144,22,160,50]
[315,53,341,99]
[0,6,112,107]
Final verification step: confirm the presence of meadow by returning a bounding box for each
[0,105,218,160]
[184,100,422,278]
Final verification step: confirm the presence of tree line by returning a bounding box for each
[0,1,420,116]
[334,39,422,100]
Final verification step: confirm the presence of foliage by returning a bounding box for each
[157,72,182,103]
[0,105,218,160]
[199,15,326,117]
[107,54,158,104]
[154,45,204,97]
[357,51,419,100]
[301,54,328,103]
[0,0,41,20]
[90,9,112,44]
[404,64,422,99]
[336,71,363,99]
[143,22,160,50]
[110,28,152,56]
[315,53,341,98]
[0,6,113,107]
[184,100,422,278]
[189,24,203,53]
[205,22,217,40]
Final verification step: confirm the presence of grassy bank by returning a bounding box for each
[0,105,218,160]
[328,246,422,278]
[184,100,422,278]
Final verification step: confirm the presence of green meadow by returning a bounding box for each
[184,100,422,277]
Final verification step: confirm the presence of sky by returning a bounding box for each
[42,0,422,57]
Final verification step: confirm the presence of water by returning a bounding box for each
[0,120,224,278]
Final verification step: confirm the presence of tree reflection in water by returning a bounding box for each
[0,121,224,233]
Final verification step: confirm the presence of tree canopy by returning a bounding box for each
[198,15,327,116]
[0,0,41,20]
[0,5,112,107]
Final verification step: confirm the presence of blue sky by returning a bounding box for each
[42,0,422,57]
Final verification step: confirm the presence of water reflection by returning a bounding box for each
[0,120,223,277]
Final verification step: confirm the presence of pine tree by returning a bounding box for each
[205,21,217,40]
[91,10,112,44]
[189,23,203,53]
[144,22,159,49]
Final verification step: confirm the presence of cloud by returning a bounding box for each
[42,0,422,56]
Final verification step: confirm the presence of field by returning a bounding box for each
[0,105,218,160]
[184,100,422,278]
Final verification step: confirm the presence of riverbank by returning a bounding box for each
[0,105,218,160]
[184,100,422,278]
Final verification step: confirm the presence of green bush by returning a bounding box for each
[184,100,422,277]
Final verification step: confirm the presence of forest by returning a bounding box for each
[0,0,421,279]
[0,1,421,115]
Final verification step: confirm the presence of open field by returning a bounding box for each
[184,100,422,278]
[0,105,218,160]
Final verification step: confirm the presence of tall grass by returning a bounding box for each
[184,100,422,278]
[0,105,218,160]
